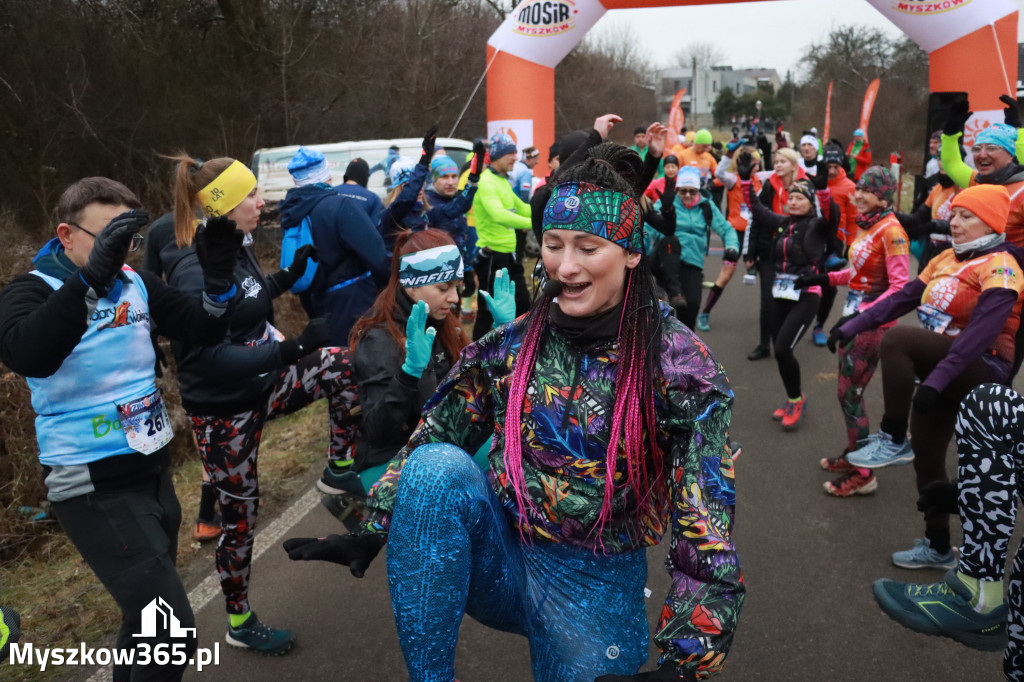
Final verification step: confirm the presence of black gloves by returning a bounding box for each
[195,215,243,294]
[1001,94,1022,129]
[595,666,695,682]
[659,174,677,205]
[811,168,829,191]
[287,244,319,279]
[917,481,958,520]
[419,125,438,166]
[469,139,486,183]
[279,317,331,365]
[736,151,753,181]
[283,533,383,578]
[913,385,940,414]
[794,273,828,289]
[723,248,739,263]
[79,210,150,296]
[826,313,857,354]
[943,99,972,137]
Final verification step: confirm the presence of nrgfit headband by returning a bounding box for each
[198,160,257,217]
[399,244,464,288]
[542,181,643,252]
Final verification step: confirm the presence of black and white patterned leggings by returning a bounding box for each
[955,383,1024,680]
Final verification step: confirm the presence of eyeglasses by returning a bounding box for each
[971,144,1009,155]
[676,188,700,196]
[69,222,144,252]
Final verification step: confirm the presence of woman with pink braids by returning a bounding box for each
[283,143,744,682]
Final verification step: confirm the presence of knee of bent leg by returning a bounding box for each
[960,383,1020,417]
[399,443,484,495]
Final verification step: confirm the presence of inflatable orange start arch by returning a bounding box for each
[485,0,1020,176]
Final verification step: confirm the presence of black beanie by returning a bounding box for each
[344,158,370,187]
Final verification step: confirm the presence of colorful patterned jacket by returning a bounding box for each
[364,307,744,678]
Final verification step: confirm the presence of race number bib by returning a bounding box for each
[772,273,801,301]
[917,304,953,335]
[116,389,173,455]
[842,290,865,317]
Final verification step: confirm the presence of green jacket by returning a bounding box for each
[473,167,532,253]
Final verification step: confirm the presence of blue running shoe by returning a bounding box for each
[846,431,914,469]
[812,325,827,346]
[697,313,710,331]
[891,538,957,570]
[226,613,294,655]
[873,570,1007,652]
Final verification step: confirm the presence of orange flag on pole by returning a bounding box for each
[823,81,833,142]
[666,88,686,150]
[859,78,881,140]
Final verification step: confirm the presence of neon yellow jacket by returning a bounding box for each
[472,167,532,253]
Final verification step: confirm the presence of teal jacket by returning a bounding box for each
[655,194,739,269]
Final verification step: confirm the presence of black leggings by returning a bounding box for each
[677,264,704,330]
[771,293,820,399]
[815,283,837,327]
[878,325,998,544]
[756,259,776,348]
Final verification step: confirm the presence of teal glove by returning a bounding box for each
[480,268,517,327]
[401,300,436,379]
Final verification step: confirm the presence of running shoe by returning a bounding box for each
[812,325,827,346]
[696,313,711,331]
[747,344,770,361]
[824,469,877,497]
[820,453,853,472]
[892,538,958,570]
[194,515,222,542]
[320,493,367,533]
[0,605,21,660]
[873,570,1007,652]
[846,431,914,469]
[728,440,743,463]
[781,395,805,430]
[316,464,362,496]
[772,404,786,421]
[226,613,295,655]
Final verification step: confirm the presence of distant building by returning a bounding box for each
[656,66,782,129]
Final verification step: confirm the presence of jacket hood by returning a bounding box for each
[278,184,334,228]
[32,238,78,279]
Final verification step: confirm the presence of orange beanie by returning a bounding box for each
[951,184,1011,234]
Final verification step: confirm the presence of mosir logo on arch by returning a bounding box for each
[512,0,578,37]
[890,0,973,15]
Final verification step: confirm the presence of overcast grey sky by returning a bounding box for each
[592,0,1024,80]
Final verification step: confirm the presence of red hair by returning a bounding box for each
[349,230,467,361]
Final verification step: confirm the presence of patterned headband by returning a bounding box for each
[399,244,464,288]
[542,181,643,252]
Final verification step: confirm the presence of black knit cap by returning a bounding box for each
[344,158,370,187]
[633,125,647,135]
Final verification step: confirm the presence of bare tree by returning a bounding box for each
[673,41,727,70]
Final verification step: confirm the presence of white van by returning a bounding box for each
[251,137,474,203]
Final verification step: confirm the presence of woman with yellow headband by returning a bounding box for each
[161,153,360,655]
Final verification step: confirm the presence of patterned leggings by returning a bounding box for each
[955,383,1024,681]
[189,347,358,614]
[836,327,887,451]
[387,443,650,682]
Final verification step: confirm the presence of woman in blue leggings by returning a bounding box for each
[285,143,745,682]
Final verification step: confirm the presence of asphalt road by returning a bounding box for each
[169,255,1012,682]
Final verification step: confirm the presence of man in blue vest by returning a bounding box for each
[0,177,241,681]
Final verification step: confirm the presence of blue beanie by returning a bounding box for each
[853,129,865,138]
[388,157,416,188]
[430,155,459,182]
[288,146,331,186]
[489,132,517,160]
[975,123,1018,157]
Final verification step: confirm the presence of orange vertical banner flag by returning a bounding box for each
[858,78,881,140]
[666,88,686,150]
[823,81,833,142]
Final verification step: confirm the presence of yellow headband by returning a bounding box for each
[197,160,257,216]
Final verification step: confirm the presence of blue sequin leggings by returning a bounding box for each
[387,443,650,682]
